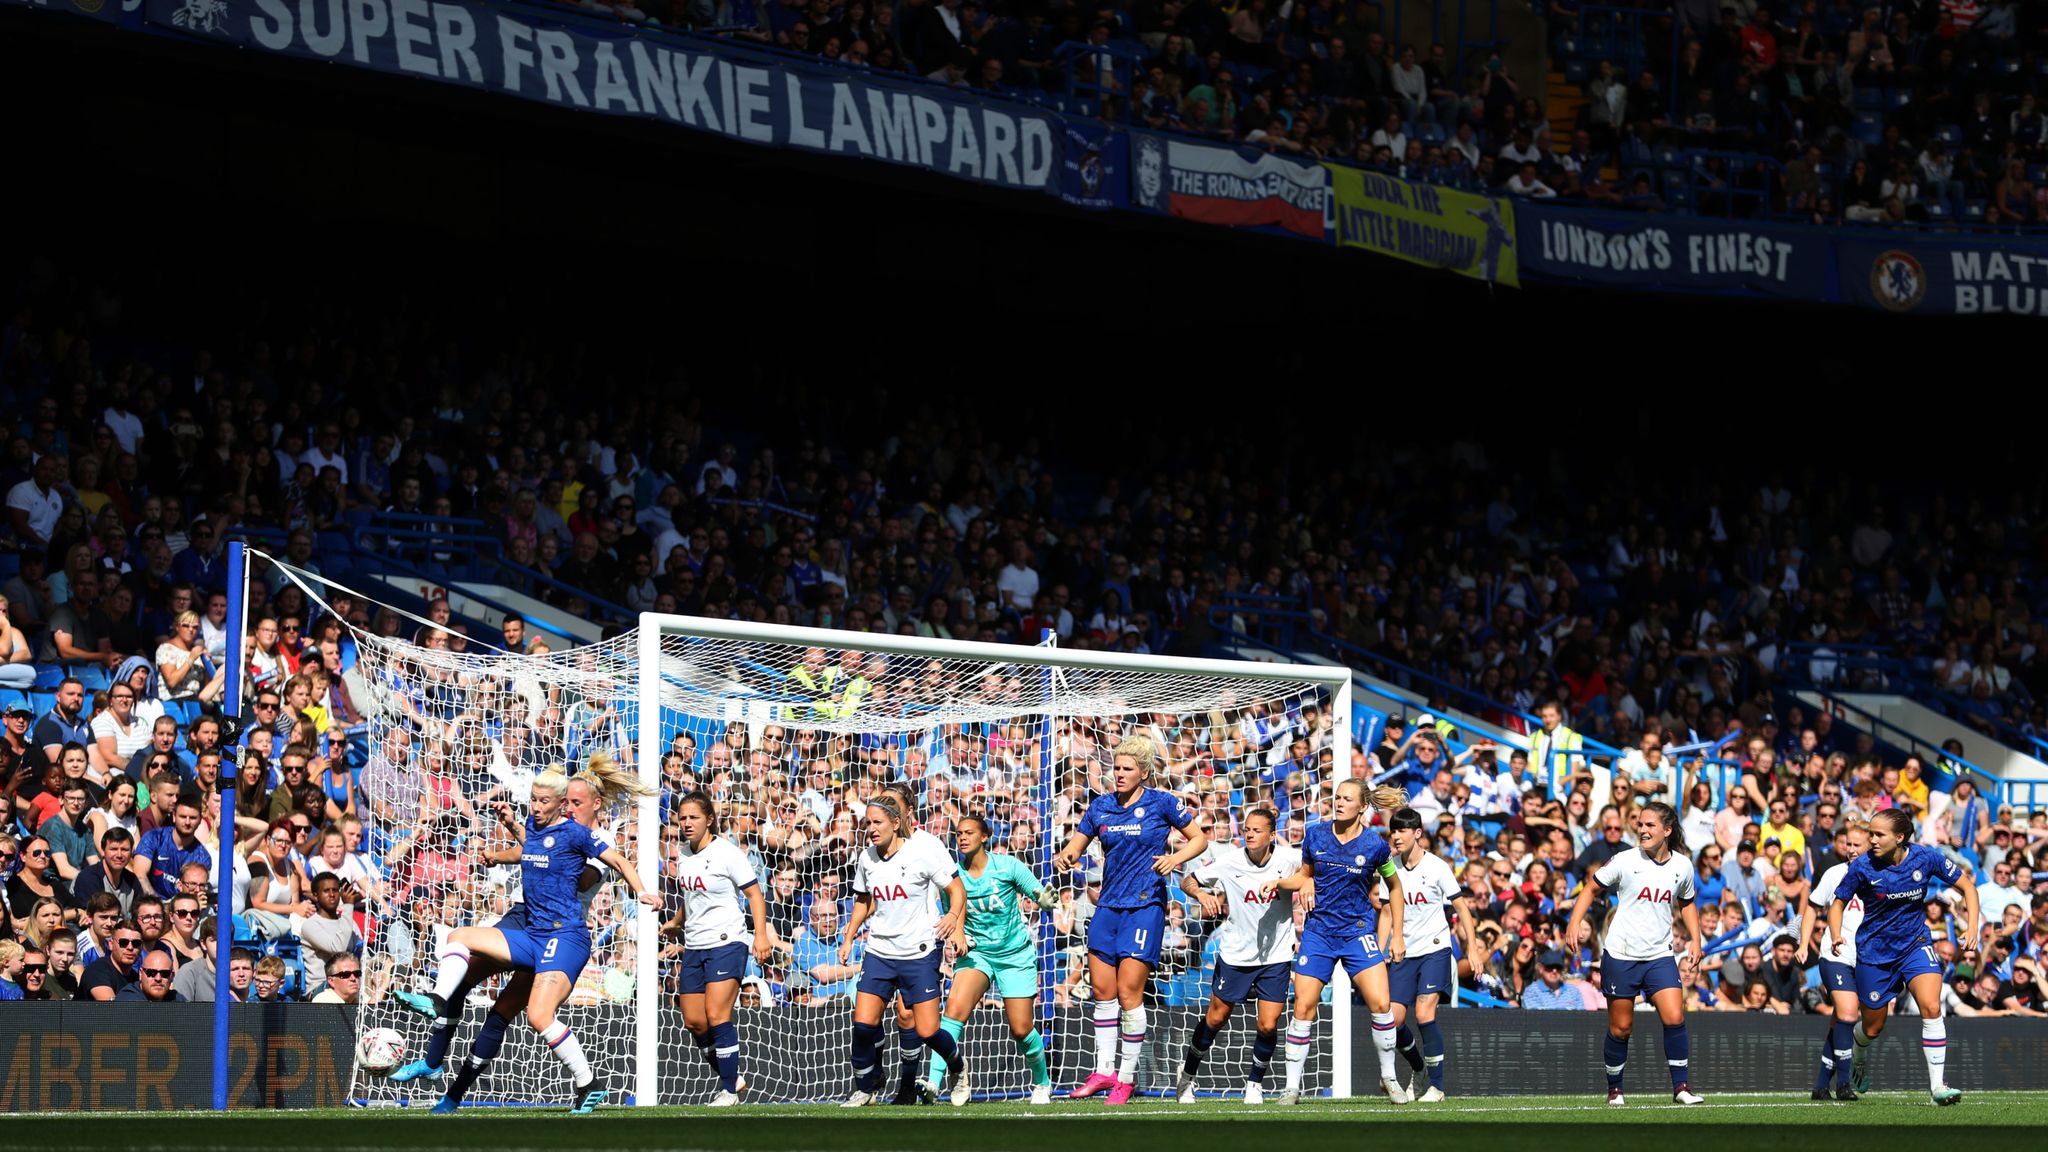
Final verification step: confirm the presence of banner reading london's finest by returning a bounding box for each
[138,0,1058,194]
[1326,165,1518,287]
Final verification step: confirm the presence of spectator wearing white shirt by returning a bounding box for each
[996,540,1040,612]
[1498,128,1544,169]
[1369,112,1409,159]
[1507,162,1558,198]
[5,454,64,550]
[300,424,350,485]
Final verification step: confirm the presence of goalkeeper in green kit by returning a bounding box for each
[919,814,1060,1105]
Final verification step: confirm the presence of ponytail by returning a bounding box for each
[576,751,657,813]
[1369,784,1406,812]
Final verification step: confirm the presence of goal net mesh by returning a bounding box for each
[352,620,1344,1105]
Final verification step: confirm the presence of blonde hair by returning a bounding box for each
[532,765,572,797]
[174,609,201,629]
[572,751,658,813]
[0,940,22,970]
[1114,734,1160,778]
[1337,777,1407,813]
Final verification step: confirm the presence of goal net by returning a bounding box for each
[350,612,1354,1106]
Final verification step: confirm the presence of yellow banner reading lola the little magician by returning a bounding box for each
[1326,165,1519,287]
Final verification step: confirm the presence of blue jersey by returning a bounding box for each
[521,817,613,933]
[1842,843,1964,968]
[1078,787,1193,911]
[1300,821,1392,940]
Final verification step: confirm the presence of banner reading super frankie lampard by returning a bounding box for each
[139,0,1058,193]
[1325,165,1517,286]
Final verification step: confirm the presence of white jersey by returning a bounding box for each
[675,834,759,950]
[1810,860,1864,967]
[1193,843,1301,967]
[1592,847,1697,962]
[853,833,959,960]
[1395,851,1463,958]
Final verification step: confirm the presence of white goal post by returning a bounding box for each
[630,613,1358,1105]
[351,609,1357,1106]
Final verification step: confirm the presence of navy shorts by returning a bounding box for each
[1388,949,1455,1006]
[1293,928,1386,984]
[857,948,945,1006]
[1601,953,1681,1000]
[1817,958,1856,997]
[679,941,750,995]
[1212,959,1292,1005]
[1088,904,1166,966]
[503,927,592,980]
[1856,946,1942,1010]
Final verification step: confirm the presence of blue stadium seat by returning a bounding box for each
[1964,201,1988,221]
[0,553,17,582]
[31,667,66,690]
[1815,162,1836,180]
[1554,33,1579,59]
[1926,202,1949,220]
[1852,112,1884,146]
[1418,122,1447,145]
[1889,90,1912,109]
[2030,164,2048,186]
[1565,59,1589,85]
[26,689,54,716]
[165,699,201,728]
[1853,89,1883,110]
[71,665,112,692]
[1934,124,1961,144]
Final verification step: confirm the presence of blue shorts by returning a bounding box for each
[679,941,750,995]
[1601,953,1681,1001]
[1856,947,1942,1009]
[1088,904,1166,967]
[1389,949,1455,1006]
[502,927,592,980]
[496,905,529,934]
[1293,929,1386,984]
[1818,958,1856,996]
[1212,959,1291,1005]
[857,949,945,1006]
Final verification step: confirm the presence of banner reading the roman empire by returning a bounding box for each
[1326,165,1518,287]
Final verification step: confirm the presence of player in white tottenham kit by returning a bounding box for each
[1564,801,1704,1106]
[878,781,957,1106]
[1173,808,1301,1103]
[662,790,772,1107]
[1384,808,1477,1102]
[840,794,968,1108]
[1799,819,1868,1100]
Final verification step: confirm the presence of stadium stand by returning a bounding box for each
[535,0,2048,227]
[2,256,2045,1022]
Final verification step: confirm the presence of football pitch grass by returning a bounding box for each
[10,1091,2046,1152]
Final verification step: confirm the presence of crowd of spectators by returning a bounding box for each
[5,253,2048,1019]
[1553,0,2048,222]
[527,0,2048,224]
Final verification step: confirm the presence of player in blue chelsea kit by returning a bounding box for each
[1829,809,1980,1106]
[1052,735,1210,1105]
[1272,779,1413,1104]
[418,757,660,1114]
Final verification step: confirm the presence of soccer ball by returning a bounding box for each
[356,1027,407,1075]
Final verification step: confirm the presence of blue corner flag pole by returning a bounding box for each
[214,540,248,1110]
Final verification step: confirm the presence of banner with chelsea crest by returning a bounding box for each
[1836,237,2048,316]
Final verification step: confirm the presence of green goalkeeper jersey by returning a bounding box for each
[945,852,1044,962]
